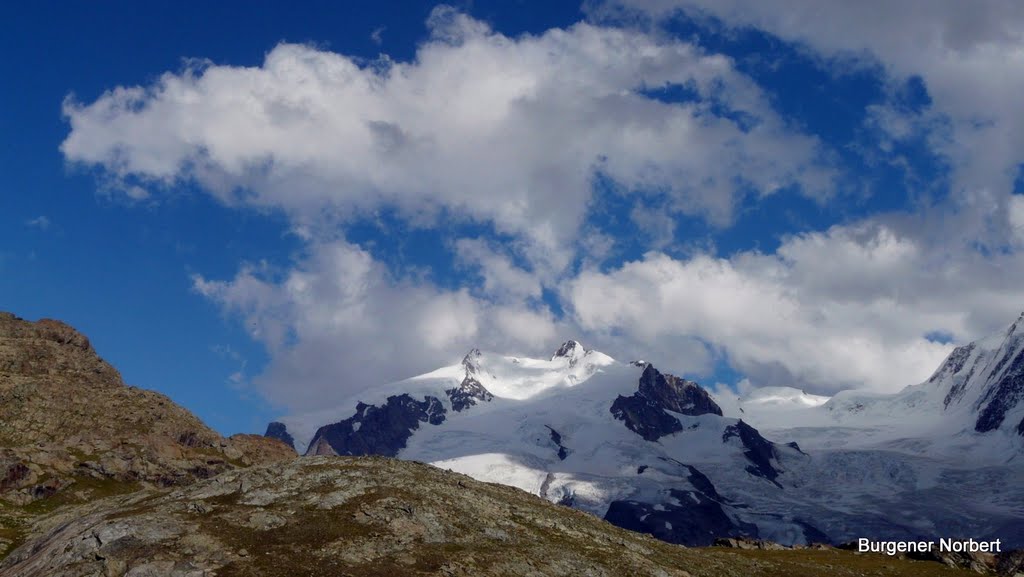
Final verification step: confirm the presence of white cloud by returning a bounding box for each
[568,219,1024,394]
[193,240,561,411]
[593,0,1024,226]
[1010,195,1024,245]
[62,7,832,273]
[61,5,1024,406]
[454,238,543,302]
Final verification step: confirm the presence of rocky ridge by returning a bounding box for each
[0,456,993,577]
[0,312,293,555]
[0,312,1015,576]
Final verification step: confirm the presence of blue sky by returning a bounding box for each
[4,1,1024,434]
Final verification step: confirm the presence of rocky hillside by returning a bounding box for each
[0,456,989,577]
[0,312,293,554]
[0,311,1014,576]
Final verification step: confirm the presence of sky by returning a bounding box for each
[4,1,1024,435]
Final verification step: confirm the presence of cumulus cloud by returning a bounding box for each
[193,240,560,410]
[61,6,831,273]
[61,5,1024,407]
[591,0,1024,228]
[454,238,543,302]
[568,219,1024,394]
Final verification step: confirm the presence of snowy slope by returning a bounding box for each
[268,321,1024,548]
[724,314,1024,463]
[275,341,815,545]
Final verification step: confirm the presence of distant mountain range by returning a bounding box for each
[268,314,1024,548]
[0,310,1019,575]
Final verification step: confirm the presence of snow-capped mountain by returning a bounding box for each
[266,317,1024,548]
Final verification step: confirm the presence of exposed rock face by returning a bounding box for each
[224,434,294,465]
[305,394,446,457]
[605,487,758,546]
[0,312,293,560]
[637,365,723,417]
[926,312,1024,435]
[545,426,569,460]
[552,340,584,362]
[611,394,684,441]
[722,420,782,486]
[447,376,493,411]
[0,457,706,577]
[446,350,494,411]
[975,340,1024,432]
[0,456,971,577]
[263,421,295,450]
[611,364,723,441]
[0,312,290,503]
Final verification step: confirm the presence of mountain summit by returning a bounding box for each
[270,341,812,546]
[269,322,1024,549]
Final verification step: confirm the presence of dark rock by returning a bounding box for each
[975,342,1024,433]
[604,489,757,546]
[610,393,682,441]
[263,421,295,450]
[996,548,1024,576]
[611,364,721,442]
[545,426,569,460]
[684,464,723,502]
[176,431,202,447]
[446,349,495,411]
[934,343,976,407]
[722,420,782,486]
[551,340,583,360]
[306,394,447,457]
[446,376,493,412]
[713,537,787,550]
[0,461,30,492]
[637,465,648,474]
[637,364,723,416]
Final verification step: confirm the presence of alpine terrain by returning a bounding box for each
[4,310,998,576]
[269,315,1024,550]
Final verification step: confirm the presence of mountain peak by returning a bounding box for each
[461,348,483,373]
[552,340,584,360]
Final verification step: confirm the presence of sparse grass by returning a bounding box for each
[21,475,140,516]
[685,548,979,577]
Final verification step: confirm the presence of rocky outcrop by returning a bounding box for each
[2,456,970,577]
[611,393,684,441]
[0,457,706,577]
[611,364,722,441]
[0,312,294,560]
[263,421,295,450]
[545,426,569,460]
[722,420,783,486]
[552,340,586,365]
[637,364,723,416]
[0,313,289,502]
[975,341,1024,433]
[605,487,758,546]
[305,394,446,457]
[446,349,494,412]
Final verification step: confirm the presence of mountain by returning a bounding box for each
[0,311,995,576]
[0,312,293,556]
[0,456,992,577]
[269,341,821,546]
[725,312,1024,458]
[270,320,1024,550]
